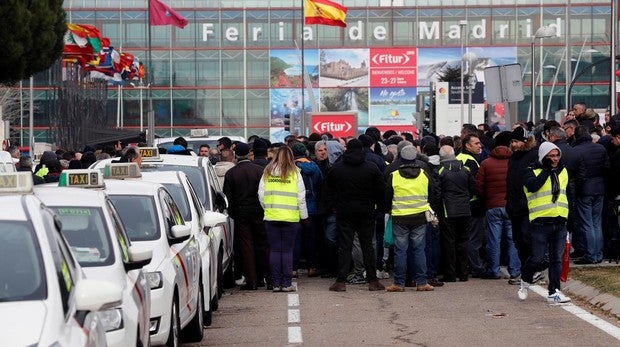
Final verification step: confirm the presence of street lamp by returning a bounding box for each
[462,51,478,124]
[459,20,467,125]
[530,25,556,122]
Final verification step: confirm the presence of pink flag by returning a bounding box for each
[150,0,188,28]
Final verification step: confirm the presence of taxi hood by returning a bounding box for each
[0,301,46,345]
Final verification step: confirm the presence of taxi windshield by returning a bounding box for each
[108,195,161,241]
[157,140,217,152]
[0,221,46,302]
[50,207,114,267]
[141,165,209,209]
[162,183,191,222]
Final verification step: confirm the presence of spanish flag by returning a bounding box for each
[304,0,347,28]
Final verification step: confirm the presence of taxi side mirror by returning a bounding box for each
[169,224,191,244]
[74,279,123,312]
[202,210,227,228]
[124,247,152,271]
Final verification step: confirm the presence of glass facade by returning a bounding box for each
[25,1,615,141]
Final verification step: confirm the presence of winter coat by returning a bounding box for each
[505,140,538,219]
[295,157,323,215]
[214,161,235,188]
[476,145,511,209]
[436,159,476,218]
[326,149,386,215]
[570,135,609,196]
[223,160,265,220]
[364,147,386,172]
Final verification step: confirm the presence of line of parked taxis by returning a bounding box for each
[0,148,233,346]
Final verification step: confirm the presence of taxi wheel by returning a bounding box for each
[182,280,205,342]
[164,296,180,347]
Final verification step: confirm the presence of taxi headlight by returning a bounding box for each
[145,271,163,289]
[99,308,123,332]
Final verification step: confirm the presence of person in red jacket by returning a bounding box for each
[476,131,522,281]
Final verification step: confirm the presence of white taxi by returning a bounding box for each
[92,148,233,295]
[153,129,245,154]
[102,163,204,346]
[0,172,122,346]
[34,169,154,347]
[140,170,227,326]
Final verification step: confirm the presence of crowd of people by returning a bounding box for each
[6,101,620,302]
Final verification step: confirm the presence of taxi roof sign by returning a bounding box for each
[103,162,142,179]
[59,169,105,188]
[0,172,33,193]
[138,147,161,162]
[190,129,209,137]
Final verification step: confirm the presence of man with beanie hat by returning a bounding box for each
[251,138,270,167]
[436,145,477,282]
[290,141,323,277]
[326,138,386,292]
[518,142,572,303]
[506,126,540,283]
[385,145,438,292]
[224,142,271,290]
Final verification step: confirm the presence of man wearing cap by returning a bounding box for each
[506,126,540,282]
[326,139,386,292]
[385,145,437,292]
[223,142,271,290]
[518,142,572,303]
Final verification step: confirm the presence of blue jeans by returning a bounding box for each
[265,221,299,288]
[522,222,566,295]
[393,222,427,287]
[576,195,604,262]
[485,207,521,277]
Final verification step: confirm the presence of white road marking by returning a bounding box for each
[288,326,303,344]
[288,293,299,307]
[288,309,300,323]
[530,285,620,340]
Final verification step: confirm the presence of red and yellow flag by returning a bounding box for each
[304,0,347,28]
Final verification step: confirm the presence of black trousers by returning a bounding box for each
[234,218,269,286]
[441,216,470,280]
[335,214,377,283]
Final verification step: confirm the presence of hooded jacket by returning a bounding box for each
[476,145,512,209]
[295,157,323,215]
[326,148,385,215]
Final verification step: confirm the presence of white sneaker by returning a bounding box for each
[547,289,571,303]
[518,280,530,300]
[376,270,390,279]
[235,275,246,286]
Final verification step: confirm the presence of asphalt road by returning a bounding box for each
[183,275,620,346]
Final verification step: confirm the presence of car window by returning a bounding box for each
[105,200,131,263]
[163,183,191,222]
[141,165,210,210]
[158,189,185,235]
[108,195,161,241]
[51,207,114,267]
[186,178,204,222]
[0,221,46,302]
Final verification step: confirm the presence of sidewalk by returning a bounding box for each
[564,261,620,322]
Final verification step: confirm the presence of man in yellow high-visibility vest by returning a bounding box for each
[518,142,572,304]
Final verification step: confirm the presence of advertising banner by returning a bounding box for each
[369,48,417,87]
[310,112,357,138]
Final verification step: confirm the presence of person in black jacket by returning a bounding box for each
[223,143,270,290]
[569,126,609,264]
[326,139,386,292]
[436,145,476,282]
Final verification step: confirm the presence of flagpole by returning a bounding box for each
[301,0,306,136]
[147,0,154,145]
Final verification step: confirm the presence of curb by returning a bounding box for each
[563,278,620,321]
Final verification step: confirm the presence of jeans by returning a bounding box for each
[485,207,521,277]
[425,222,441,278]
[575,195,604,262]
[522,222,566,295]
[335,214,377,283]
[393,222,427,286]
[265,221,299,288]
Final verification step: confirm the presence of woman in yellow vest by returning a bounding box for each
[518,142,571,303]
[258,146,308,292]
